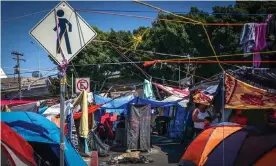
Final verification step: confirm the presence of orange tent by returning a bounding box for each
[179,124,276,166]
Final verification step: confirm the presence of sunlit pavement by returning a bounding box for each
[84,135,188,166]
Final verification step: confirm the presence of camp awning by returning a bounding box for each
[191,67,276,109]
[94,94,179,110]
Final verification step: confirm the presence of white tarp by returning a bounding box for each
[162,95,189,107]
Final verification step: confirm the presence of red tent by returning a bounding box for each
[1,121,36,166]
[1,100,36,107]
[73,104,103,120]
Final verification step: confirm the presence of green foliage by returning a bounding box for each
[48,1,276,95]
[48,77,60,96]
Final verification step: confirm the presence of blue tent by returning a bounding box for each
[1,112,86,166]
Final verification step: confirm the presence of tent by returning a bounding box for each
[1,112,86,166]
[1,100,36,107]
[1,121,36,166]
[179,124,276,166]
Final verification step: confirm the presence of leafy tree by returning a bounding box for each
[48,1,276,96]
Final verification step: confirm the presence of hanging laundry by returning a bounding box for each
[240,23,256,54]
[252,23,267,68]
[73,90,89,138]
[143,79,155,100]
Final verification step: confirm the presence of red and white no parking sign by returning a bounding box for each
[75,78,90,93]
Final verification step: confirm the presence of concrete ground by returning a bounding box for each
[84,135,188,166]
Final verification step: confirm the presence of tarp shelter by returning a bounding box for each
[1,100,36,107]
[162,95,189,107]
[42,99,75,118]
[179,124,276,166]
[10,102,40,112]
[161,96,189,138]
[1,121,36,166]
[1,112,86,166]
[191,67,276,109]
[94,94,180,114]
[126,104,151,151]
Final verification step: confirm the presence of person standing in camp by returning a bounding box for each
[112,115,120,138]
[192,104,209,137]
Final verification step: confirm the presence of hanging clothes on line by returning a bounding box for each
[240,16,273,68]
[240,23,256,54]
[252,23,267,68]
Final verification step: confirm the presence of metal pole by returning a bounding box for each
[222,71,225,166]
[11,51,25,100]
[178,64,181,88]
[38,50,40,78]
[60,75,66,166]
[72,72,74,97]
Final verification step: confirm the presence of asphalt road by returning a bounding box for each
[84,135,187,166]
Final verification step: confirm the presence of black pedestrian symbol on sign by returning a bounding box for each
[53,9,72,54]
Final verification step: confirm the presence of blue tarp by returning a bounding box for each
[94,94,132,114]
[169,106,186,138]
[1,112,86,166]
[38,106,48,114]
[95,94,179,109]
[135,98,178,108]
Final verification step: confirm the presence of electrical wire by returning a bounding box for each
[76,8,245,26]
[1,7,268,24]
[1,9,51,23]
[73,9,269,16]
[133,0,225,72]
[5,67,58,100]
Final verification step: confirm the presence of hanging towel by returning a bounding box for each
[143,79,155,99]
[73,90,89,138]
[240,23,256,54]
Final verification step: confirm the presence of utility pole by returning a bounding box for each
[11,51,25,100]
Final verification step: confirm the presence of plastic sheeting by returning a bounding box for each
[42,99,75,118]
[94,94,179,113]
[169,106,187,138]
[87,131,110,157]
[162,95,189,107]
[1,112,86,166]
[10,102,39,112]
[1,100,36,107]
[126,104,151,151]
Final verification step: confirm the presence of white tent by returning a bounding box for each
[162,95,189,107]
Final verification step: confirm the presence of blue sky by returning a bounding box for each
[1,1,235,77]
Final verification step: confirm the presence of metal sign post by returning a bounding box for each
[60,75,66,166]
[29,1,97,165]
